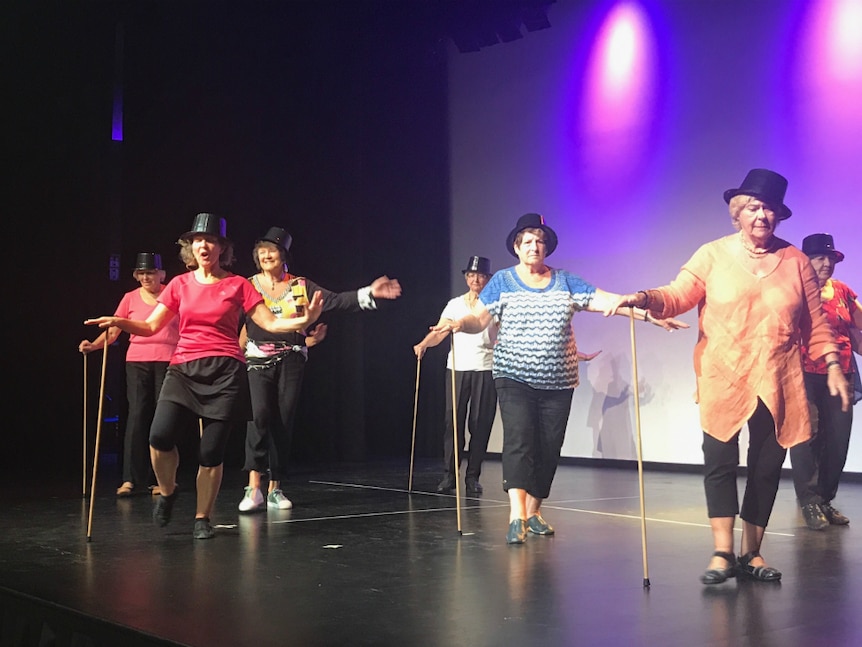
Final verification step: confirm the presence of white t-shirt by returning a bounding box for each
[440,294,496,371]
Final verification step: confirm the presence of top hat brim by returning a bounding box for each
[723,189,792,220]
[179,230,231,243]
[806,248,845,263]
[506,225,558,257]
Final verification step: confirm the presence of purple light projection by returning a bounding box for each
[791,0,862,174]
[111,88,123,142]
[578,2,658,196]
[112,22,124,142]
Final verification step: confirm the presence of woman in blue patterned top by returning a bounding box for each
[434,213,687,544]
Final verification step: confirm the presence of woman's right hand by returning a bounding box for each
[602,293,640,317]
[304,291,324,326]
[78,340,97,354]
[84,316,118,329]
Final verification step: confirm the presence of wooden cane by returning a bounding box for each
[630,309,650,588]
[82,352,88,497]
[86,340,110,541]
[408,356,421,492]
[450,333,462,535]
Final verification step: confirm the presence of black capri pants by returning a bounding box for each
[703,399,787,528]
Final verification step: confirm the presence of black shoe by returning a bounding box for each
[821,502,850,525]
[506,519,527,544]
[193,517,215,540]
[436,475,456,494]
[700,551,736,585]
[737,551,781,582]
[801,502,829,530]
[153,490,178,527]
[465,477,483,495]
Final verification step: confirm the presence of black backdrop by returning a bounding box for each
[4,1,458,477]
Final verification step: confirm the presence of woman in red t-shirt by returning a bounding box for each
[79,252,179,497]
[86,213,322,540]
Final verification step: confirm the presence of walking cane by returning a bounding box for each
[408,356,421,492]
[82,352,88,497]
[86,340,110,541]
[629,309,650,588]
[450,333,462,535]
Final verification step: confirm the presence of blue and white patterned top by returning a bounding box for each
[479,267,596,390]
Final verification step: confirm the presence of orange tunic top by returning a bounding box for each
[654,235,837,448]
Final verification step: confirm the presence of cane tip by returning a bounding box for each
[643,578,651,589]
[87,536,92,543]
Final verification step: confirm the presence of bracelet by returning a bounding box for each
[637,290,650,309]
[825,360,842,371]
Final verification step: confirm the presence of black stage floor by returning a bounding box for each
[2,459,860,647]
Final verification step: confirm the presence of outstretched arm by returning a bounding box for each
[414,317,454,359]
[588,288,688,331]
[85,303,175,337]
[430,303,493,335]
[249,291,324,333]
[78,326,122,354]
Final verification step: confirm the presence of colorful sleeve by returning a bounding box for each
[655,244,710,318]
[478,272,504,318]
[562,272,596,309]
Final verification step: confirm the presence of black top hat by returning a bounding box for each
[134,252,163,271]
[723,169,792,220]
[462,256,492,275]
[180,213,228,242]
[505,213,558,257]
[257,226,293,252]
[802,233,844,262]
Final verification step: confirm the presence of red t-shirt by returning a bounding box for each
[158,272,263,365]
[114,287,179,362]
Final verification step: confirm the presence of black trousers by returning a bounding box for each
[703,400,787,528]
[442,369,497,479]
[496,377,573,499]
[244,353,305,481]
[123,361,168,486]
[790,372,854,505]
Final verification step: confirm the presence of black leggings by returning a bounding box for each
[149,400,232,468]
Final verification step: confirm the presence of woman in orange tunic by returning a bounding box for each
[608,169,851,584]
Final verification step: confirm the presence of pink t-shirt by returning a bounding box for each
[114,287,179,362]
[158,272,263,365]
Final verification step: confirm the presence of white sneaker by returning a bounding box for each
[238,486,264,513]
[267,489,293,510]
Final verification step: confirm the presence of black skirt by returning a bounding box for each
[159,356,252,422]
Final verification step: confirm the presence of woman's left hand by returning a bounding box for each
[828,369,853,412]
[652,317,689,331]
[370,276,402,300]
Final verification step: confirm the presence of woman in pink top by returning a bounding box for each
[608,169,852,584]
[86,213,323,540]
[79,252,179,497]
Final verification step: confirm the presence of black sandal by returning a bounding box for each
[700,551,736,585]
[737,551,781,582]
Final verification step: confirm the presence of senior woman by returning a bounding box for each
[790,233,862,530]
[86,213,322,540]
[79,252,179,496]
[607,169,852,583]
[237,226,401,513]
[433,213,687,544]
